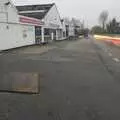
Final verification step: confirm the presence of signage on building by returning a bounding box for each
[19,15,44,26]
[49,23,60,28]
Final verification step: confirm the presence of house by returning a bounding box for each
[72,19,81,37]
[16,3,63,43]
[61,19,69,39]
[69,18,81,38]
[63,18,81,39]
[0,0,40,50]
[69,20,75,37]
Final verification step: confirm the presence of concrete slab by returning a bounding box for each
[0,72,40,94]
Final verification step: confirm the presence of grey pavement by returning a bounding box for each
[94,38,120,80]
[0,38,120,120]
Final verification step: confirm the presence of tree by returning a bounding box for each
[91,25,103,34]
[99,10,109,30]
[106,18,120,34]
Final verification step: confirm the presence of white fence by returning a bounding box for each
[0,22,35,50]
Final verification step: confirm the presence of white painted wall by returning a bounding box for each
[7,3,19,23]
[0,0,19,23]
[0,13,7,22]
[44,4,62,29]
[0,0,8,22]
[0,23,35,50]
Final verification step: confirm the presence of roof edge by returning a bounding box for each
[15,3,55,7]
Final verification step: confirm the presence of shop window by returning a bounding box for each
[44,29,50,35]
[35,27,41,36]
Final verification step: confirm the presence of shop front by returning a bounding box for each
[44,28,56,42]
[43,22,63,42]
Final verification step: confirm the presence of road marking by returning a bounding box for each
[112,58,120,62]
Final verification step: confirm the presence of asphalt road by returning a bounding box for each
[0,37,120,120]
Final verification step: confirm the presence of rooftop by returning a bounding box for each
[16,3,54,19]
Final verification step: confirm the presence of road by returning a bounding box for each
[0,37,120,120]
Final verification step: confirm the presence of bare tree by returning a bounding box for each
[99,10,109,30]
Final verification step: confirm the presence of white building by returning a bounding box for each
[63,18,81,39]
[0,0,44,50]
[69,20,75,37]
[16,3,63,43]
[0,0,19,23]
[61,19,68,39]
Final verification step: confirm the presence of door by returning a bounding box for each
[35,26,41,44]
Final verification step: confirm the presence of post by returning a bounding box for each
[41,27,44,43]
[61,30,63,39]
[56,30,58,40]
[51,32,54,41]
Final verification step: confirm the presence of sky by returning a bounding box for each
[12,0,120,28]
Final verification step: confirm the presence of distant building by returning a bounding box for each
[16,3,63,43]
[61,19,68,39]
[63,18,81,39]
[69,20,75,37]
[70,18,81,37]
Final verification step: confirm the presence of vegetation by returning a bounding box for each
[92,10,120,35]
[106,18,120,34]
[99,10,109,30]
[91,26,105,34]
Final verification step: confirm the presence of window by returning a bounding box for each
[35,26,41,36]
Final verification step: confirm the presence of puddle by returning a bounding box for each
[0,72,40,94]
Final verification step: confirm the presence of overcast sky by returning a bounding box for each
[12,0,119,28]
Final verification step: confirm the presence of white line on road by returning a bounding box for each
[112,58,120,63]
